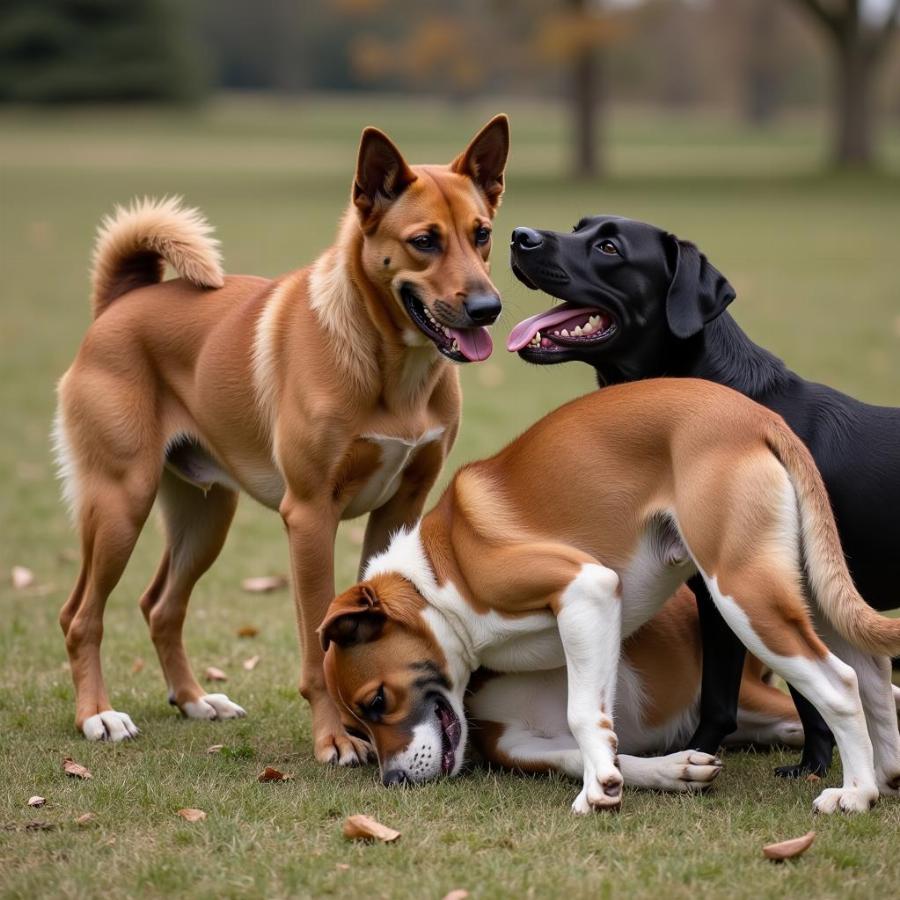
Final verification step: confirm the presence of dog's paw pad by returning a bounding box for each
[82,710,139,742]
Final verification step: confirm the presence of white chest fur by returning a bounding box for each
[342,427,444,519]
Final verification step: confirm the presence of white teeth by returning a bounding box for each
[451,339,459,352]
[582,322,594,334]
[573,325,583,336]
[559,329,568,337]
[529,331,541,347]
[589,315,600,327]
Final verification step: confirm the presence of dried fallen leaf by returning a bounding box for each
[343,814,400,843]
[443,892,470,900]
[805,773,821,783]
[11,566,35,589]
[63,757,92,780]
[257,766,293,783]
[236,625,259,638]
[206,744,225,755]
[176,808,207,822]
[25,821,55,831]
[204,666,227,682]
[763,831,816,862]
[336,863,350,871]
[240,575,287,594]
[131,657,145,674]
[27,796,46,808]
[74,813,95,825]
[243,655,260,671]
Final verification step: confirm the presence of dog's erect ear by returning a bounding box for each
[451,114,510,211]
[353,128,417,228]
[319,583,387,651]
[664,236,736,340]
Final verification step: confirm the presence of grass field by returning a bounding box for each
[1,96,899,900]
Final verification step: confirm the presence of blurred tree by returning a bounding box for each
[786,0,900,165]
[0,0,207,103]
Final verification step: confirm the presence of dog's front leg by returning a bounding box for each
[555,563,624,813]
[280,493,372,765]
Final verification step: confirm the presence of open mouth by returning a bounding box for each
[435,696,462,775]
[401,286,493,363]
[506,302,617,354]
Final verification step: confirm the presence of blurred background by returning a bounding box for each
[2,0,898,578]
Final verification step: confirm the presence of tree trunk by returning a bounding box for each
[833,39,875,166]
[572,43,601,177]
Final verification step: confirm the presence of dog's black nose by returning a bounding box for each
[464,293,502,326]
[382,769,410,787]
[511,227,543,250]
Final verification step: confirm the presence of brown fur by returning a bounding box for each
[54,117,510,758]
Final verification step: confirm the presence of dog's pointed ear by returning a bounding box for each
[664,235,736,339]
[319,583,387,652]
[451,114,510,211]
[353,128,417,228]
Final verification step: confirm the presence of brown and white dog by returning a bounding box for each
[321,378,900,813]
[53,116,509,762]
[466,587,803,789]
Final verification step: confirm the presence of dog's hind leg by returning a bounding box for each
[139,470,244,721]
[59,468,159,741]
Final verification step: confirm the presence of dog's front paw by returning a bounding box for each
[314,727,373,766]
[181,693,246,720]
[81,709,140,742]
[659,750,722,791]
[572,771,624,814]
[813,786,878,814]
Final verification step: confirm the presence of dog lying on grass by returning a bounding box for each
[321,379,900,814]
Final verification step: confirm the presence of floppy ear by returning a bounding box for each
[319,583,387,652]
[450,114,510,211]
[353,127,417,228]
[664,236,736,340]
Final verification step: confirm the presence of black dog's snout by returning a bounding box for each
[511,226,543,250]
[464,293,502,326]
[382,769,410,787]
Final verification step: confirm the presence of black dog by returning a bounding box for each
[508,216,900,777]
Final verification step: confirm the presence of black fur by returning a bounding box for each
[510,216,900,777]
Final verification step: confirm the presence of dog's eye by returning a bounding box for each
[409,233,438,252]
[362,685,387,719]
[597,240,619,256]
[474,225,491,246]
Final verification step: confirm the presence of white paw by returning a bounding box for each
[82,710,139,742]
[571,771,623,814]
[813,785,878,814]
[181,693,246,721]
[657,750,723,791]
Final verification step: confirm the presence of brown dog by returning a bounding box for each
[321,379,900,812]
[53,116,509,762]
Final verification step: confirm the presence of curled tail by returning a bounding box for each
[766,421,900,657]
[90,196,224,318]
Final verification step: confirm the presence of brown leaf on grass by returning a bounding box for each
[762,831,816,862]
[443,891,470,900]
[206,744,225,754]
[63,757,92,780]
[257,766,293,783]
[236,625,259,638]
[336,863,350,871]
[204,666,227,682]
[131,657,145,674]
[805,773,822,783]
[176,808,207,822]
[11,566,35,589]
[25,821,55,831]
[74,813,95,825]
[242,655,260,671]
[27,796,46,808]
[343,814,400,843]
[240,575,287,594]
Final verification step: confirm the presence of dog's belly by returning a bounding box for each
[342,428,444,519]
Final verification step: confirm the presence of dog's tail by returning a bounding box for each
[90,196,224,318]
[766,420,900,657]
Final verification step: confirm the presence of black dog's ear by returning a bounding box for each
[664,236,735,339]
[319,584,386,651]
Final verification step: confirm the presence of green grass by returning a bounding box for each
[1,96,899,899]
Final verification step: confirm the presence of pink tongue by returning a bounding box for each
[449,326,493,362]
[506,304,595,351]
